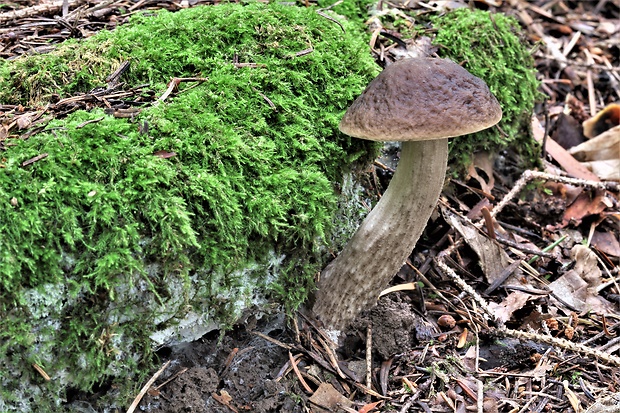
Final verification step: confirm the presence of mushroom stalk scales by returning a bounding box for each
[313,139,447,330]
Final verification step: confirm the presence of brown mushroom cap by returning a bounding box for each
[339,58,503,141]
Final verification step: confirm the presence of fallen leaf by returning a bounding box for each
[592,231,620,257]
[552,189,612,229]
[579,159,620,181]
[569,125,620,162]
[16,113,33,129]
[445,208,521,286]
[568,125,620,180]
[532,116,600,181]
[489,291,533,324]
[358,401,382,413]
[548,246,614,314]
[551,113,585,149]
[309,382,352,413]
[571,245,602,286]
[212,390,237,413]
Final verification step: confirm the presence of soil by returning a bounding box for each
[133,298,436,413]
[138,313,304,413]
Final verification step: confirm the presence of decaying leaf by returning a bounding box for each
[568,125,620,180]
[466,151,496,194]
[212,390,237,412]
[445,209,520,286]
[548,245,614,314]
[552,189,614,230]
[592,231,620,258]
[358,401,382,413]
[491,291,534,324]
[309,382,352,413]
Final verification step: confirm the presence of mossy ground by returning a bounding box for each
[0,2,379,410]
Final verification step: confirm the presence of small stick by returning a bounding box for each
[480,207,495,240]
[317,335,346,379]
[494,237,555,258]
[21,153,48,167]
[154,367,188,391]
[126,360,170,413]
[289,351,313,393]
[366,324,373,391]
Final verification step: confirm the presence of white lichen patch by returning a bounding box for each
[19,282,68,319]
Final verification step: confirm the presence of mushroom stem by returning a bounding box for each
[313,138,449,331]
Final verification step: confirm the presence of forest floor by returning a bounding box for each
[1,0,619,412]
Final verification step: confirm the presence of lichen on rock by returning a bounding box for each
[0,2,379,410]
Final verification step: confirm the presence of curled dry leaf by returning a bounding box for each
[547,245,614,314]
[568,125,620,180]
[308,382,352,413]
[466,151,496,194]
[550,188,614,230]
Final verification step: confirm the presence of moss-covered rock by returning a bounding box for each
[0,2,379,410]
[430,8,542,171]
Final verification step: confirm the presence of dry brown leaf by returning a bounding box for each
[445,209,521,285]
[579,159,620,181]
[16,113,32,129]
[548,245,614,314]
[532,116,601,181]
[309,382,352,413]
[592,231,620,258]
[358,401,382,413]
[568,125,620,180]
[552,189,612,229]
[489,291,534,324]
[569,125,620,162]
[212,390,237,413]
[571,245,602,286]
[0,124,8,139]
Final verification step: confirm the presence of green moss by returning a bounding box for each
[430,8,543,171]
[0,2,379,409]
[315,0,377,28]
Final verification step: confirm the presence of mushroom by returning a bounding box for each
[313,58,502,331]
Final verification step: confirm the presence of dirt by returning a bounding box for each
[135,297,452,413]
[138,313,304,413]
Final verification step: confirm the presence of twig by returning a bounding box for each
[498,328,620,366]
[126,360,170,413]
[289,351,313,393]
[366,324,372,391]
[0,0,87,24]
